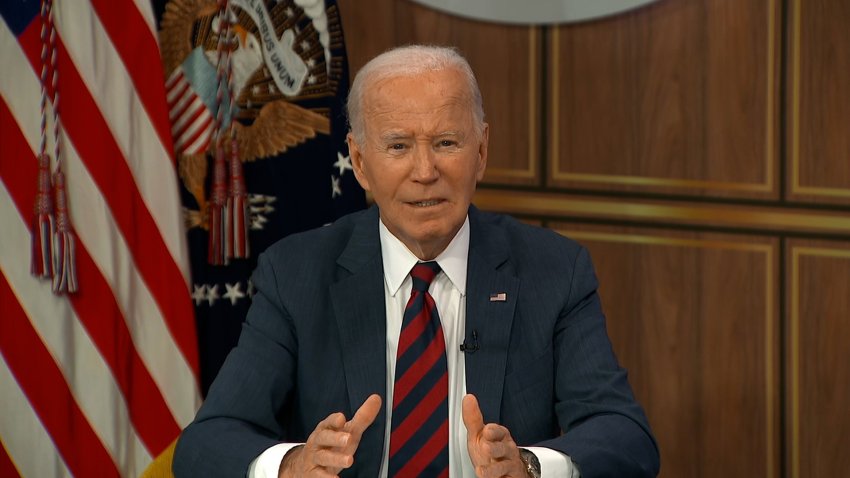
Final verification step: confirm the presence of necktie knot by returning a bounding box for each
[410,261,441,293]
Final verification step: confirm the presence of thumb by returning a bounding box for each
[461,394,485,438]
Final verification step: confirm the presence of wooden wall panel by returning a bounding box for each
[549,0,778,198]
[787,242,850,477]
[789,0,850,203]
[338,0,540,185]
[551,224,779,478]
[336,0,397,71]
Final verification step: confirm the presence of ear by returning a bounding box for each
[348,133,371,192]
[475,123,489,182]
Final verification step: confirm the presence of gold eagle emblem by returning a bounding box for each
[159,0,345,228]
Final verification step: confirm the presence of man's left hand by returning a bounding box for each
[462,394,529,478]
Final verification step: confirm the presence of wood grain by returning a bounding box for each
[552,224,779,478]
[788,241,850,477]
[550,0,778,198]
[789,0,850,203]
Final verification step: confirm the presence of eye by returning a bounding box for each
[389,143,407,151]
[437,139,458,148]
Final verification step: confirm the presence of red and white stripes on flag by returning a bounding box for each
[166,69,214,156]
[0,1,201,476]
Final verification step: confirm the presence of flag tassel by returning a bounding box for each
[31,153,55,278]
[226,137,249,259]
[51,170,77,293]
[207,143,228,265]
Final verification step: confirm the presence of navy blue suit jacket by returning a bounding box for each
[173,206,659,477]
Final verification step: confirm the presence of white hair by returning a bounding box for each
[346,45,485,145]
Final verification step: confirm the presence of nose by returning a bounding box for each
[410,144,439,183]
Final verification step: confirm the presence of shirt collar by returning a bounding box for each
[379,216,469,297]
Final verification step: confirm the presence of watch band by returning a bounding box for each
[518,448,542,478]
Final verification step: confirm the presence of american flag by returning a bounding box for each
[165,48,222,156]
[166,68,215,156]
[0,1,201,476]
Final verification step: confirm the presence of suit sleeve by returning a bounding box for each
[173,251,297,477]
[537,247,660,478]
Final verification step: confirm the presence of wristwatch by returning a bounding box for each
[518,448,542,478]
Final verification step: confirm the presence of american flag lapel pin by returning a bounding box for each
[489,292,507,302]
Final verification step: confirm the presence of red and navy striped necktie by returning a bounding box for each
[388,261,450,477]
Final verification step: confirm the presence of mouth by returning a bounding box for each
[408,199,444,207]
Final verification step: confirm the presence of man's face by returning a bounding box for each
[349,68,489,260]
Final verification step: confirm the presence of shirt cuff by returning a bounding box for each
[246,443,303,478]
[524,446,580,478]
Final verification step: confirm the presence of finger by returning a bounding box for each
[346,394,382,435]
[317,411,347,432]
[311,427,352,448]
[306,412,348,455]
[462,394,485,438]
[480,423,509,443]
[312,447,355,469]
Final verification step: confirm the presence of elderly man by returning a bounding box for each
[173,45,659,478]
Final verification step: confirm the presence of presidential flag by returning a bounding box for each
[153,0,366,395]
[0,1,200,476]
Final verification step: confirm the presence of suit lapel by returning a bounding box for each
[330,207,386,477]
[464,208,519,424]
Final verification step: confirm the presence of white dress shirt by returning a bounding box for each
[248,217,579,477]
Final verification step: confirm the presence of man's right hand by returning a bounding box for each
[278,394,382,477]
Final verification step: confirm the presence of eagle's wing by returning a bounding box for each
[235,100,331,162]
[159,0,218,75]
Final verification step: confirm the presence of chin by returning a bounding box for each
[419,221,461,241]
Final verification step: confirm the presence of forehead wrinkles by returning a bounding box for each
[364,93,473,140]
